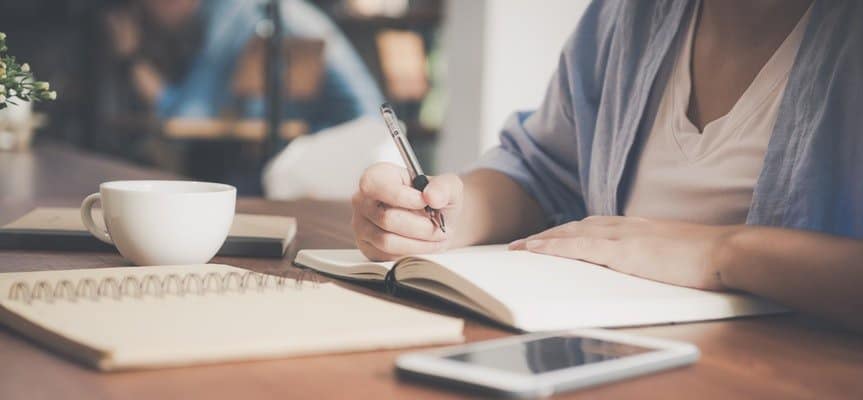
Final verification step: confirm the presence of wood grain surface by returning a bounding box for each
[0,143,861,400]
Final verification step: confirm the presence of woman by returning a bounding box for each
[351,0,863,332]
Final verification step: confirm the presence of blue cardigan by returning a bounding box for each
[474,0,863,237]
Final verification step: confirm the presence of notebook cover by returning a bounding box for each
[0,208,295,258]
[0,265,464,371]
[0,229,287,258]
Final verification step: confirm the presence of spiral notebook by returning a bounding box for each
[0,265,464,371]
[295,245,788,332]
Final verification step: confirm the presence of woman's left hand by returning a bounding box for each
[509,216,742,290]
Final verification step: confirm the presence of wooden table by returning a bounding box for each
[1,143,861,400]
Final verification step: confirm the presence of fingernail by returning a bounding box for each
[508,239,525,250]
[422,189,439,205]
[525,240,546,250]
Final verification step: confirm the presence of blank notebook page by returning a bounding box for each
[415,250,786,331]
[0,265,463,371]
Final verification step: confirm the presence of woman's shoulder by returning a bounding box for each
[560,0,689,56]
[557,0,690,94]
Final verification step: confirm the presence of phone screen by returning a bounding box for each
[445,335,655,375]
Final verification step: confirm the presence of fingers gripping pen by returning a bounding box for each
[379,103,446,233]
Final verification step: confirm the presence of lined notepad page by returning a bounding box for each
[0,265,463,371]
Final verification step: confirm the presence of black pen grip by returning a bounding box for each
[411,175,430,192]
[411,174,445,231]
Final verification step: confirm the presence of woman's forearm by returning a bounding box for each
[716,226,863,332]
[454,169,546,248]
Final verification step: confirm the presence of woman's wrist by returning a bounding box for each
[458,169,546,248]
[710,225,751,290]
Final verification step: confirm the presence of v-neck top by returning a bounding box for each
[623,3,811,224]
[473,1,863,237]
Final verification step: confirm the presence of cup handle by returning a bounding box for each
[80,193,113,245]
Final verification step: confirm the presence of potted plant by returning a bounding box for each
[0,32,56,151]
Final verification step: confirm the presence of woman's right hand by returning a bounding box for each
[352,163,463,261]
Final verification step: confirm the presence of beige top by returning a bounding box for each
[623,5,811,225]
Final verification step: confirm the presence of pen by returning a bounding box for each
[379,102,446,233]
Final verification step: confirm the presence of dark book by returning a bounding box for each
[0,208,296,258]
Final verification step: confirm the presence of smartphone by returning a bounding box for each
[396,329,699,398]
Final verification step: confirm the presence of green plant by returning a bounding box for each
[0,32,57,110]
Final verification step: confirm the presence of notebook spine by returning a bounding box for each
[383,265,400,295]
[7,270,316,304]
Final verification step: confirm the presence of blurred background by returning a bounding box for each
[0,0,587,197]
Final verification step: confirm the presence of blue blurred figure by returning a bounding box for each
[107,0,382,133]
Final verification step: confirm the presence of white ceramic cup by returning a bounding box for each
[80,180,236,266]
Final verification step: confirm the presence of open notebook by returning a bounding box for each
[0,265,463,371]
[0,207,297,257]
[295,245,787,332]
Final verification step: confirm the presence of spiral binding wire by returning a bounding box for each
[7,269,320,304]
